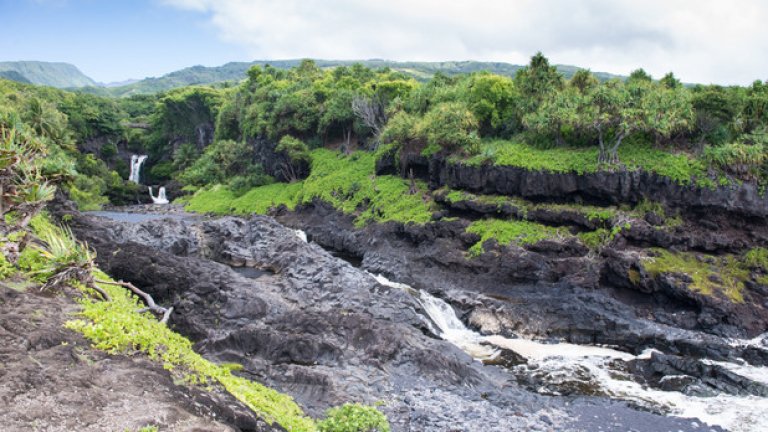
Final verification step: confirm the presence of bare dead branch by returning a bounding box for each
[95,278,172,324]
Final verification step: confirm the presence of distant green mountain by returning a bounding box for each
[77,59,626,98]
[0,61,97,88]
[0,70,32,84]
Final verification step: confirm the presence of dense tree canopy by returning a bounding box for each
[3,52,768,210]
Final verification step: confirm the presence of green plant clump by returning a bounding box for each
[466,218,566,256]
[317,403,390,432]
[642,249,748,302]
[744,247,768,270]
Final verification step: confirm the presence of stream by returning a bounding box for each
[85,210,768,432]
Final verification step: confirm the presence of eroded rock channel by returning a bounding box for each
[61,199,768,432]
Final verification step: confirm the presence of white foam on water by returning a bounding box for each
[484,334,635,361]
[149,186,169,204]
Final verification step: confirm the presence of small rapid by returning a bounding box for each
[371,273,768,432]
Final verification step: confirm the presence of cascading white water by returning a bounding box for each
[370,272,768,432]
[148,186,169,204]
[129,155,148,184]
[372,274,498,360]
[293,229,308,242]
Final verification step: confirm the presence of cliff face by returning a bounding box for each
[374,149,768,224]
[434,162,768,222]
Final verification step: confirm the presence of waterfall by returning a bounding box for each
[371,273,498,360]
[148,186,169,204]
[129,155,148,184]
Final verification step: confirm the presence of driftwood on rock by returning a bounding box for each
[95,278,173,324]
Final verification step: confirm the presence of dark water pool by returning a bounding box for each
[86,211,195,224]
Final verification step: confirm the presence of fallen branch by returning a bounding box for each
[94,278,172,324]
[87,282,111,302]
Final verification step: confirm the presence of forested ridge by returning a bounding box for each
[2,53,767,215]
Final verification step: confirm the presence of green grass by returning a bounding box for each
[744,247,768,270]
[184,149,434,227]
[577,228,612,250]
[184,182,304,215]
[317,403,390,432]
[465,218,568,256]
[465,139,710,186]
[66,270,317,432]
[642,249,748,303]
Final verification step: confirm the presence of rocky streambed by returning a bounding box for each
[54,197,768,432]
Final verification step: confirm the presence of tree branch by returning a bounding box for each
[94,278,172,324]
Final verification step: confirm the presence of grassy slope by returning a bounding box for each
[185,149,435,227]
[467,139,715,187]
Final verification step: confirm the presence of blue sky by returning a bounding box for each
[0,0,248,82]
[1,0,767,85]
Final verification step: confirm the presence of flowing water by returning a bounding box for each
[149,186,169,204]
[129,155,148,184]
[371,273,768,432]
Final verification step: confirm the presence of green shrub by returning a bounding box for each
[419,102,480,155]
[744,247,768,270]
[703,142,766,181]
[317,403,390,432]
[466,218,566,256]
[149,161,174,181]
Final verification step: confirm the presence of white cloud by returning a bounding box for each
[162,0,768,85]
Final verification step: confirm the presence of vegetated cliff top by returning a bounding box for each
[73,59,625,97]
[0,61,97,88]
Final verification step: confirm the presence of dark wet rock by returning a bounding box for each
[628,352,768,397]
[52,200,754,431]
[271,202,768,362]
[482,347,527,368]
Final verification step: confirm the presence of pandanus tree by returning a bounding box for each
[0,123,56,264]
[527,76,693,164]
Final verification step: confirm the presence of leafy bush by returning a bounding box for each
[275,135,310,182]
[179,139,261,187]
[703,142,766,181]
[149,161,174,181]
[419,102,480,155]
[317,403,390,432]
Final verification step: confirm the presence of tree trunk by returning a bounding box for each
[597,128,608,165]
[609,132,626,165]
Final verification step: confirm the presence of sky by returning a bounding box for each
[0,0,766,85]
